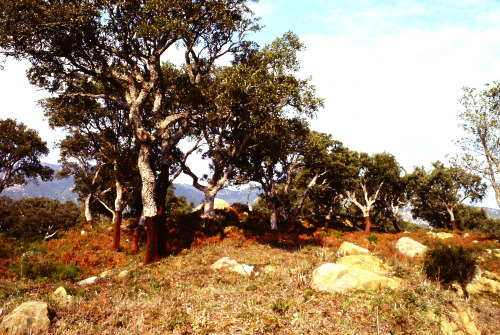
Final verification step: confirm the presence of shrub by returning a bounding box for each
[367,233,378,244]
[8,259,82,282]
[423,243,477,299]
[0,197,84,241]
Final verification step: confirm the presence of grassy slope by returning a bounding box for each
[0,215,499,334]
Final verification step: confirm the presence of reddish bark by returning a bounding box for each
[131,224,144,254]
[112,211,123,251]
[156,201,168,258]
[364,216,371,234]
[451,220,457,231]
[87,220,93,230]
[143,217,160,265]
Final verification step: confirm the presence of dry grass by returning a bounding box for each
[0,216,499,334]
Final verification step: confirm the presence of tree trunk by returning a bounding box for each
[112,210,123,251]
[131,214,146,254]
[270,210,278,230]
[364,216,371,234]
[111,179,124,251]
[143,217,160,265]
[85,193,93,230]
[203,190,217,220]
[446,206,457,231]
[138,143,159,264]
[451,220,457,231]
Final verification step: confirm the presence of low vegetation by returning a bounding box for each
[0,210,498,334]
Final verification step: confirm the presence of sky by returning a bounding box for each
[1,0,500,206]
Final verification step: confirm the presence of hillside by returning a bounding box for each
[0,215,499,334]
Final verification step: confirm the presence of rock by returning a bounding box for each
[396,237,427,257]
[427,231,454,240]
[210,257,255,276]
[99,270,114,278]
[0,301,50,335]
[338,242,369,256]
[193,198,230,212]
[80,230,86,235]
[310,263,400,293]
[117,270,130,279]
[428,301,480,335]
[77,276,101,286]
[50,287,73,307]
[336,255,391,275]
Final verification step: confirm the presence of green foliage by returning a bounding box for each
[165,188,194,216]
[0,118,53,193]
[367,233,378,244]
[410,161,487,229]
[9,260,82,282]
[456,205,500,236]
[423,243,477,298]
[270,299,293,314]
[0,197,84,241]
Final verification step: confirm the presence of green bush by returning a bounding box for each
[0,197,84,241]
[423,244,477,299]
[9,260,82,282]
[367,233,378,244]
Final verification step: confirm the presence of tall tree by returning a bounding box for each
[454,82,500,207]
[345,152,401,234]
[0,0,259,264]
[45,93,138,249]
[410,161,487,230]
[182,32,322,221]
[0,118,53,194]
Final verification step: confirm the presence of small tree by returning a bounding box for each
[345,152,402,233]
[454,82,500,207]
[0,118,53,193]
[410,161,487,230]
[424,244,477,300]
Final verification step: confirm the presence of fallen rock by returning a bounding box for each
[0,301,50,335]
[396,237,427,257]
[210,257,255,276]
[336,255,391,275]
[338,242,369,256]
[428,301,480,335]
[193,198,230,212]
[77,276,101,286]
[427,231,454,240]
[50,287,73,307]
[117,270,130,279]
[310,262,400,293]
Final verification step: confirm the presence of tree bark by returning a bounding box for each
[85,193,93,230]
[270,210,278,230]
[112,210,123,251]
[203,190,217,220]
[137,143,159,264]
[143,217,160,265]
[131,214,146,254]
[364,215,371,234]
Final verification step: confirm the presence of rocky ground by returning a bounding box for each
[0,215,499,334]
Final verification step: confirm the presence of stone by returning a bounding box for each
[338,242,369,256]
[50,287,73,307]
[310,263,400,293]
[77,276,101,286]
[99,270,114,278]
[396,237,427,257]
[428,301,480,335]
[0,301,50,335]
[193,198,231,212]
[210,257,255,276]
[80,230,86,235]
[336,255,391,275]
[117,270,130,279]
[427,231,454,240]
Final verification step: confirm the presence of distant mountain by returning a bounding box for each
[483,207,500,219]
[2,163,261,206]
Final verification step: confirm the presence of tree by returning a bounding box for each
[0,118,53,194]
[0,0,259,264]
[345,152,402,234]
[410,161,487,230]
[44,92,138,250]
[182,32,323,221]
[454,82,500,207]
